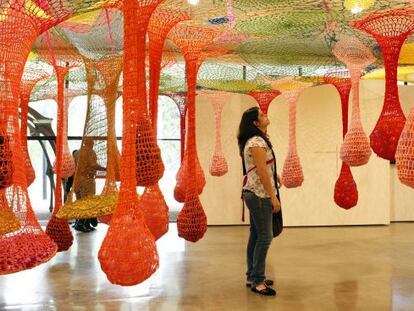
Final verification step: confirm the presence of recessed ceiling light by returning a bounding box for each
[188,0,199,5]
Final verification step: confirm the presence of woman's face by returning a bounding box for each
[254,110,270,129]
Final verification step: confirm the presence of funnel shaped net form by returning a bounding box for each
[98,0,163,286]
[0,191,20,236]
[324,71,358,209]
[164,92,188,161]
[333,35,374,167]
[20,66,50,186]
[272,79,311,188]
[0,2,80,274]
[170,24,221,242]
[201,90,232,177]
[58,56,123,220]
[248,90,281,115]
[140,183,169,240]
[148,7,190,133]
[352,9,414,161]
[396,105,414,188]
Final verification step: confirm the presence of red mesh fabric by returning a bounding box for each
[170,24,221,242]
[333,35,374,167]
[140,184,169,240]
[0,4,66,274]
[98,0,162,286]
[201,90,232,177]
[324,71,358,209]
[0,191,20,236]
[396,105,414,188]
[352,9,414,161]
[148,7,190,132]
[45,66,74,252]
[164,92,188,161]
[334,163,358,209]
[20,67,49,186]
[247,90,281,115]
[0,129,14,190]
[280,90,304,188]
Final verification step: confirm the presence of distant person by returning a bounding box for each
[238,107,281,296]
[72,137,105,232]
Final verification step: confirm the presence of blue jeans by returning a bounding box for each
[243,190,273,288]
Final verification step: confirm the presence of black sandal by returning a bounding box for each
[246,279,274,287]
[251,284,276,296]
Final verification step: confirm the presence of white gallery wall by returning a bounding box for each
[196,80,414,226]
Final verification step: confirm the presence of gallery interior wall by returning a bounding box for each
[196,80,414,226]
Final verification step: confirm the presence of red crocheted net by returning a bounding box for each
[247,90,281,115]
[98,1,162,286]
[333,35,374,167]
[396,105,414,188]
[272,79,310,188]
[20,67,50,186]
[324,71,358,209]
[201,91,233,177]
[352,9,414,161]
[0,2,75,274]
[170,24,221,242]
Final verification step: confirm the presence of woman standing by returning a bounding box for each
[238,106,281,296]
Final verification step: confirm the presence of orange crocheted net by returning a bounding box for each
[98,0,164,286]
[0,191,21,236]
[247,90,281,115]
[352,8,414,161]
[271,78,311,188]
[200,90,233,177]
[396,105,414,188]
[170,23,221,242]
[19,66,50,186]
[333,35,374,167]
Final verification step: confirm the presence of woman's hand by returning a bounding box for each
[277,174,282,188]
[271,194,281,213]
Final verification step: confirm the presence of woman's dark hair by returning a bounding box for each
[237,106,272,157]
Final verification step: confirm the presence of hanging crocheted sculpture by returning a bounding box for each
[57,56,123,220]
[248,90,281,115]
[396,105,414,188]
[170,24,221,242]
[148,7,190,132]
[201,90,232,177]
[19,67,49,186]
[352,9,414,161]
[164,92,188,162]
[272,78,311,188]
[98,0,162,286]
[324,71,358,209]
[0,2,71,274]
[333,35,374,167]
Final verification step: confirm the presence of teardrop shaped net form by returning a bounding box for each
[272,79,311,189]
[396,105,414,188]
[202,91,233,177]
[324,71,359,209]
[334,162,358,209]
[140,184,169,240]
[0,4,69,274]
[0,191,20,236]
[98,0,162,286]
[247,90,281,115]
[57,56,123,220]
[333,35,374,167]
[20,67,50,186]
[170,24,221,242]
[352,9,414,161]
